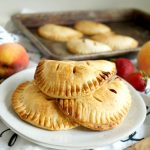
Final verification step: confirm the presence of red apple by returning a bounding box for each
[0,43,29,78]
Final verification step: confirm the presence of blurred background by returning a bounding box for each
[0,0,150,26]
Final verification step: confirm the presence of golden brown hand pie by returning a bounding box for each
[74,20,111,35]
[67,38,112,54]
[58,77,132,131]
[91,33,138,50]
[12,81,78,130]
[34,59,116,99]
[38,24,83,42]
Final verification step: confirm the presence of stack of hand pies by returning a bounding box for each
[11,59,132,131]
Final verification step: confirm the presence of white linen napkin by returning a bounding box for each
[0,25,150,150]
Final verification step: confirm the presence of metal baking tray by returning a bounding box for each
[11,9,150,60]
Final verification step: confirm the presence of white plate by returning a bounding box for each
[0,67,146,150]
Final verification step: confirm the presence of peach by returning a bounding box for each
[0,43,29,78]
[137,41,150,76]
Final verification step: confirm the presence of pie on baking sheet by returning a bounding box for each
[91,33,138,50]
[67,38,112,54]
[38,23,83,42]
[74,20,111,35]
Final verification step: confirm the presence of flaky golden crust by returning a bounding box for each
[58,77,132,131]
[67,38,112,54]
[11,81,78,131]
[34,59,116,99]
[91,33,138,50]
[74,20,111,35]
[38,24,83,42]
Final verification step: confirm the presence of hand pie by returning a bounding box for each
[74,20,111,35]
[91,33,138,50]
[38,23,83,42]
[67,38,112,54]
[34,59,116,98]
[58,77,132,131]
[11,81,78,130]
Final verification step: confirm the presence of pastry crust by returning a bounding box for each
[74,20,111,35]
[38,23,83,42]
[58,77,132,131]
[91,33,138,50]
[34,59,116,98]
[67,38,112,54]
[11,81,78,130]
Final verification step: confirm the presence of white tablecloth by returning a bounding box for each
[0,25,150,150]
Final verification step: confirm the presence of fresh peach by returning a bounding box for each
[0,43,29,78]
[137,41,150,76]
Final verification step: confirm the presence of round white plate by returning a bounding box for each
[0,67,146,150]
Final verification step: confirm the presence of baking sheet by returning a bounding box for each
[12,9,150,60]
